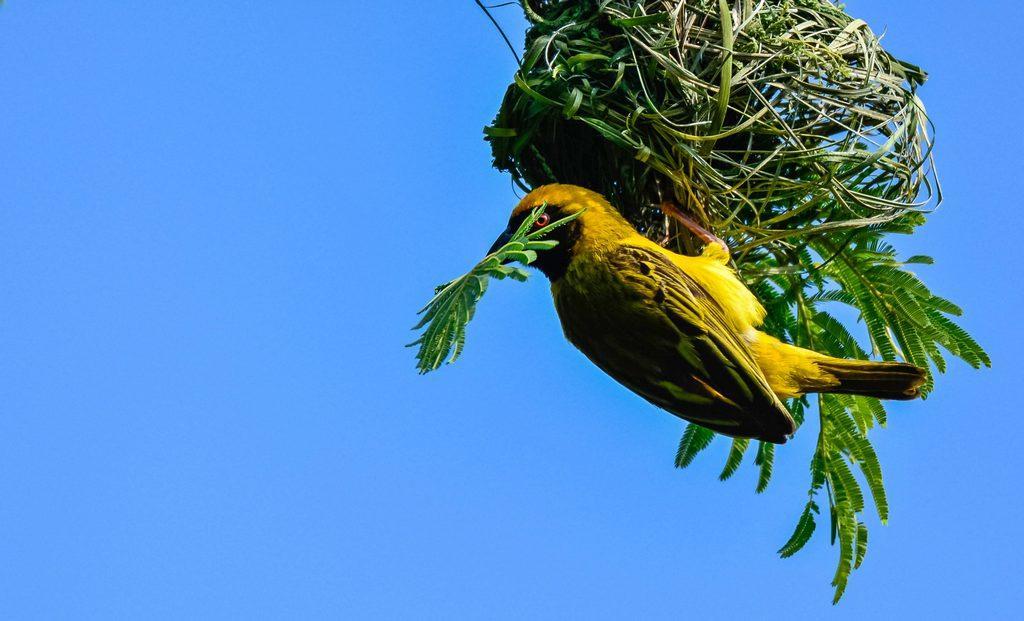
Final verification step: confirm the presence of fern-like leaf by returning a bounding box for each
[409,205,583,373]
[779,501,820,558]
[675,423,715,468]
[719,437,750,481]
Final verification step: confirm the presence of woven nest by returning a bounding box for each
[486,0,937,257]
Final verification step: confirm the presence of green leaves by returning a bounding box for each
[675,423,715,468]
[719,437,750,481]
[817,239,991,379]
[409,205,583,374]
[781,241,985,601]
[672,229,989,603]
[472,0,987,603]
[779,501,819,558]
[754,440,775,494]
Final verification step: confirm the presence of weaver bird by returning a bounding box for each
[489,184,926,443]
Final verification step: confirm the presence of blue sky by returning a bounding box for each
[1,1,1020,618]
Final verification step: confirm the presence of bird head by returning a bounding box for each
[488,184,633,281]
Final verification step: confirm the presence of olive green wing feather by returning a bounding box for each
[603,245,795,443]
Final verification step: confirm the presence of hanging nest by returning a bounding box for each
[486,0,937,256]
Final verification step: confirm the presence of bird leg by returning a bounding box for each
[659,201,730,257]
[658,220,673,247]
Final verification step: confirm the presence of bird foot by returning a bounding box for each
[659,201,730,257]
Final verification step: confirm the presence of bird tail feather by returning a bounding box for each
[813,359,927,400]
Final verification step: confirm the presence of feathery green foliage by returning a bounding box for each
[409,205,582,373]
[472,0,989,602]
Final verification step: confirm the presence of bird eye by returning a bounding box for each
[534,213,551,227]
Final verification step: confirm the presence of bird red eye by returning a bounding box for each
[534,213,551,227]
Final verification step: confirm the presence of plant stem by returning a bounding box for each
[703,0,735,155]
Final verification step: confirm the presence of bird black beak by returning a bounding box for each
[487,227,514,257]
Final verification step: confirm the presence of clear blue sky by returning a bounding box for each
[0,1,1020,618]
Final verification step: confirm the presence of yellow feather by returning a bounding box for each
[518,185,766,333]
[510,184,926,431]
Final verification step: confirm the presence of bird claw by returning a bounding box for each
[659,201,730,257]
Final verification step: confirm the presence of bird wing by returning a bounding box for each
[599,244,795,442]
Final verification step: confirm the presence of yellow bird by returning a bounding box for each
[489,184,926,443]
